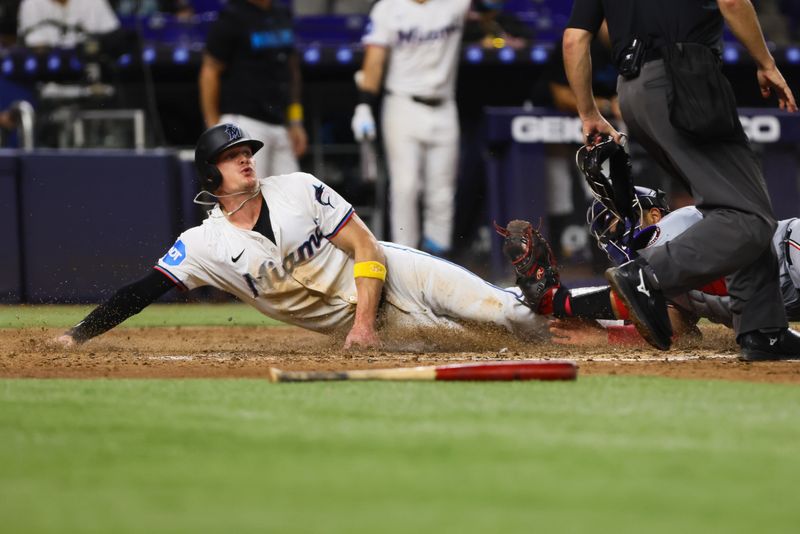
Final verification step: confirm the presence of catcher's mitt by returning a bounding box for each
[495,220,560,311]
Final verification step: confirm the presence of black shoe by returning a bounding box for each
[605,258,673,350]
[738,328,800,361]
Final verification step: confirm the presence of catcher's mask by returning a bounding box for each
[194,123,264,192]
[587,186,670,265]
[575,135,635,223]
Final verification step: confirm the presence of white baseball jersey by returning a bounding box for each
[775,218,800,314]
[363,0,470,100]
[640,205,704,248]
[18,0,120,48]
[156,173,545,339]
[364,0,469,251]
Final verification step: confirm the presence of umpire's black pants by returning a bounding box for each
[617,59,788,336]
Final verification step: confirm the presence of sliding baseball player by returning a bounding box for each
[55,123,546,349]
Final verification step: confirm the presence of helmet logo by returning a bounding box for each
[535,266,544,280]
[224,124,243,141]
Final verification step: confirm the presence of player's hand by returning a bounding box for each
[0,110,17,130]
[51,334,77,348]
[757,65,798,112]
[581,111,622,145]
[549,318,607,346]
[288,123,308,157]
[351,103,376,141]
[343,323,381,350]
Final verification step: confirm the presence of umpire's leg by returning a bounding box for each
[617,59,787,335]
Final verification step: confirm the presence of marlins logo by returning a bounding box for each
[314,183,334,208]
[224,124,243,141]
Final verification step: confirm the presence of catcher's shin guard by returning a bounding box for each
[495,220,560,312]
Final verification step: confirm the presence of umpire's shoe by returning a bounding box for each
[605,257,673,350]
[738,328,800,361]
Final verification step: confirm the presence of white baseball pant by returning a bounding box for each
[381,94,459,252]
[379,242,546,339]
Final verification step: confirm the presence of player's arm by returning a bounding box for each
[54,270,177,347]
[351,45,387,141]
[328,214,386,349]
[360,45,387,95]
[550,306,698,346]
[199,53,226,128]
[563,27,621,143]
[717,0,797,111]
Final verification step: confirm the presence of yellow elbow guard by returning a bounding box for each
[354,261,386,281]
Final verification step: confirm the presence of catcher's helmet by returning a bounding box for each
[587,186,670,265]
[633,186,670,214]
[194,123,264,191]
[575,135,635,223]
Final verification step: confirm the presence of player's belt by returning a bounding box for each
[387,90,445,107]
[643,47,662,63]
[411,95,444,107]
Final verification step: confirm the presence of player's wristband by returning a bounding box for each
[358,90,378,108]
[287,103,304,124]
[354,261,386,281]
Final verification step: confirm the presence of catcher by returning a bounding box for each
[496,140,800,360]
[54,123,547,349]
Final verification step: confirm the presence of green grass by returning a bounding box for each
[0,304,282,328]
[1,377,799,533]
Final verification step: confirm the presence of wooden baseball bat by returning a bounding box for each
[268,360,577,383]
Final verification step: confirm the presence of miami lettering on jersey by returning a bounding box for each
[397,20,460,46]
[244,227,326,297]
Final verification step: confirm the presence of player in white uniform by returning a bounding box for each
[55,123,546,348]
[351,0,473,255]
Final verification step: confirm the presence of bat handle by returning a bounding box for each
[268,368,349,383]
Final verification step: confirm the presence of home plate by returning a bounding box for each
[580,354,738,362]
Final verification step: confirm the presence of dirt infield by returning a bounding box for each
[2,324,800,384]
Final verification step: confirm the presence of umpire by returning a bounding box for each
[563,0,800,360]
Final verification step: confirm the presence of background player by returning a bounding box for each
[55,123,547,349]
[351,0,476,256]
[199,0,307,178]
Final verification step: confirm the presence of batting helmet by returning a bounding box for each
[194,123,264,192]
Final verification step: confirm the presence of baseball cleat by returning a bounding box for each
[605,257,672,350]
[738,328,800,361]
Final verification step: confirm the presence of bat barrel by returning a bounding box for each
[269,361,577,383]
[435,361,577,381]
